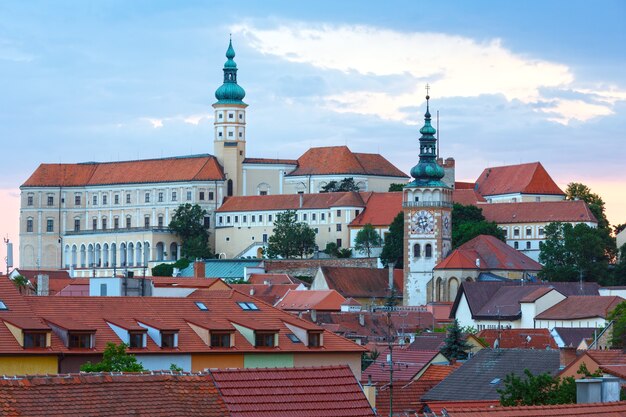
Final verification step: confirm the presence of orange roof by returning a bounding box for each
[243,157,298,165]
[435,235,542,271]
[150,277,229,289]
[217,191,371,212]
[480,200,597,224]
[419,363,462,382]
[22,154,224,187]
[247,274,296,285]
[230,284,299,305]
[376,379,440,416]
[287,146,408,178]
[444,401,626,416]
[276,290,346,311]
[350,192,403,227]
[320,267,403,299]
[476,329,557,349]
[454,189,487,206]
[361,349,439,383]
[535,296,623,320]
[455,181,476,190]
[427,400,500,414]
[475,162,564,197]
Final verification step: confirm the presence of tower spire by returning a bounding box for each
[215,38,246,104]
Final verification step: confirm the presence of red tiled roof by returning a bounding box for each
[320,267,403,299]
[480,200,597,224]
[455,181,476,190]
[474,162,564,197]
[22,155,224,187]
[407,333,447,351]
[0,373,230,417]
[230,284,299,305]
[586,350,626,365]
[243,157,298,165]
[427,400,500,414]
[476,329,557,349]
[276,289,346,311]
[444,401,626,416]
[248,274,295,285]
[419,363,462,382]
[454,189,487,206]
[535,296,623,320]
[361,349,439,383]
[350,192,403,227]
[600,365,626,379]
[435,235,542,271]
[210,365,376,417]
[287,146,408,178]
[376,379,440,416]
[217,191,370,212]
[150,277,230,289]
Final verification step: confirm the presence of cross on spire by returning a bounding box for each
[425,84,430,99]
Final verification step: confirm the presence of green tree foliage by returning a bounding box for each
[498,369,576,406]
[615,224,626,236]
[440,319,472,360]
[321,177,360,192]
[11,275,30,294]
[168,203,211,259]
[266,210,316,259]
[361,349,380,371]
[565,182,609,230]
[388,183,406,192]
[380,212,404,268]
[354,224,382,257]
[80,342,146,372]
[323,242,351,258]
[608,300,626,348]
[451,203,506,248]
[539,222,612,283]
[615,244,626,285]
[151,263,174,277]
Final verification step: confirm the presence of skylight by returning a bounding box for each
[195,301,208,311]
[0,301,7,310]
[237,302,259,311]
[287,334,301,343]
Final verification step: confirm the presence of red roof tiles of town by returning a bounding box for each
[419,363,462,381]
[286,146,408,178]
[480,200,597,224]
[320,267,403,298]
[435,235,542,271]
[476,329,557,349]
[474,162,565,197]
[455,181,476,190]
[230,283,300,305]
[243,157,298,165]
[149,277,228,289]
[0,373,230,417]
[454,189,487,206]
[376,379,440,416]
[21,154,225,187]
[276,289,346,311]
[444,401,626,416]
[247,274,296,285]
[350,192,403,227]
[210,365,376,417]
[217,191,371,212]
[535,296,624,320]
[361,349,439,383]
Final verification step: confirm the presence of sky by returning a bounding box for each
[0,0,625,266]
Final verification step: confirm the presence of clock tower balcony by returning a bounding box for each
[403,201,453,209]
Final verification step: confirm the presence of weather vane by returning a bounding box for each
[425,83,430,98]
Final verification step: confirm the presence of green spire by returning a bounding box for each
[215,37,246,104]
[408,88,447,188]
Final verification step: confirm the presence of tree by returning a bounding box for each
[539,222,612,283]
[388,183,406,192]
[11,275,30,295]
[566,182,609,230]
[321,177,360,192]
[323,242,352,258]
[498,369,576,406]
[80,342,146,372]
[440,319,472,360]
[614,243,626,285]
[608,300,626,348]
[354,224,382,257]
[380,212,404,268]
[266,210,316,259]
[152,263,174,277]
[451,203,505,248]
[615,224,626,236]
[168,203,211,259]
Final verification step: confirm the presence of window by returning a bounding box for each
[243,215,247,223]
[237,302,259,311]
[413,244,421,258]
[126,193,131,204]
[145,192,150,203]
[219,216,223,225]
[514,241,519,249]
[535,196,541,202]
[303,213,307,221]
[0,301,7,310]
[187,191,192,201]
[355,210,360,217]
[226,216,231,223]
[209,191,214,200]
[336,210,342,217]
[158,192,164,203]
[47,196,54,206]
[204,216,211,228]
[114,218,119,229]
[47,219,54,233]
[287,333,301,343]
[526,228,532,237]
[158,216,164,228]
[211,332,231,347]
[239,132,243,138]
[218,132,222,137]
[27,195,33,206]
[336,238,342,247]
[68,333,92,348]
[228,132,233,137]
[502,228,508,237]
[255,332,275,347]
[195,302,208,311]
[144,216,150,228]
[336,224,342,232]
[526,241,531,250]
[172,191,177,201]
[539,227,545,236]
[114,194,120,205]
[200,191,205,200]
[312,213,316,221]
[161,332,177,348]
[75,195,81,205]
[126,217,131,229]
[513,228,520,237]
[268,215,273,222]
[218,113,223,119]
[234,215,239,223]
[102,218,107,230]
[239,113,243,119]
[93,195,97,205]
[308,332,322,347]
[263,233,268,243]
[228,113,233,119]
[252,215,256,223]
[23,332,47,348]
[102,195,107,205]
[425,244,432,258]
[74,219,80,232]
[512,198,518,202]
[100,283,107,296]
[26,218,33,233]
[321,213,325,221]
[129,332,144,348]
[92,218,97,230]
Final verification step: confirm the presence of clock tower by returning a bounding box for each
[403,91,453,306]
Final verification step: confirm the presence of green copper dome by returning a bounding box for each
[215,39,246,104]
[407,94,448,188]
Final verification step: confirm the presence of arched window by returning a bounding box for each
[227,179,233,196]
[413,244,421,258]
[425,244,432,258]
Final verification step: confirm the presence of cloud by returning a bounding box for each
[141,113,212,128]
[0,39,34,63]
[232,23,626,125]
[143,117,164,128]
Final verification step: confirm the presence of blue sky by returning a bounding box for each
[0,0,625,256]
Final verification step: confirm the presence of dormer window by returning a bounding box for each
[69,332,94,349]
[23,332,48,348]
[255,332,276,347]
[129,331,146,348]
[210,332,231,348]
[308,331,323,348]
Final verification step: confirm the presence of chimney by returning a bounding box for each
[601,377,620,402]
[194,261,206,278]
[37,274,49,296]
[359,313,365,327]
[311,309,317,323]
[299,194,303,208]
[576,379,603,404]
[362,375,376,410]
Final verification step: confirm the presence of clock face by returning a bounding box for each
[410,210,435,234]
[443,212,451,236]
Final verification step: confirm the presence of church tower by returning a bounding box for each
[213,38,247,197]
[403,91,453,306]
